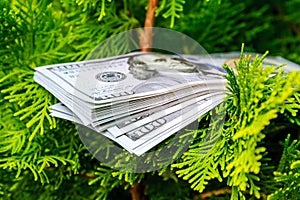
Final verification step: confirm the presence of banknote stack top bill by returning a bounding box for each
[33,51,300,156]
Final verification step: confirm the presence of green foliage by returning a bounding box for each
[74,0,111,21]
[171,0,270,54]
[268,134,300,200]
[173,46,300,199]
[144,173,193,200]
[171,104,226,192]
[2,76,56,141]
[1,0,300,199]
[156,0,186,28]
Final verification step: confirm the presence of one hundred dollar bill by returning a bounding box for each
[106,92,220,138]
[34,52,225,104]
[50,94,226,156]
[113,94,226,155]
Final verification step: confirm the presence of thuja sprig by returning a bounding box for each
[268,134,300,199]
[1,71,56,141]
[173,45,300,200]
[156,0,185,28]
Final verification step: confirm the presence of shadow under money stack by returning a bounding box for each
[33,52,234,156]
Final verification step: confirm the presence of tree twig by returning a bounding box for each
[131,1,159,199]
[194,188,267,199]
[139,0,158,52]
[130,181,146,200]
[194,188,232,199]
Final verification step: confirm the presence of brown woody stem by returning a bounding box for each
[131,1,158,199]
[130,181,146,200]
[139,0,158,52]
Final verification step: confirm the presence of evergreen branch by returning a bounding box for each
[111,171,144,187]
[0,129,27,154]
[1,72,56,141]
[173,46,300,200]
[88,164,145,200]
[64,1,139,60]
[224,49,300,199]
[172,104,226,193]
[74,0,112,21]
[0,155,44,183]
[0,126,81,185]
[0,101,28,155]
[88,166,128,200]
[98,0,111,21]
[162,0,185,28]
[0,184,3,196]
[37,155,75,174]
[268,134,300,199]
[155,0,166,16]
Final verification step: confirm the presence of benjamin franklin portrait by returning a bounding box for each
[127,53,224,80]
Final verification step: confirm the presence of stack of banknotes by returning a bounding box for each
[34,52,300,156]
